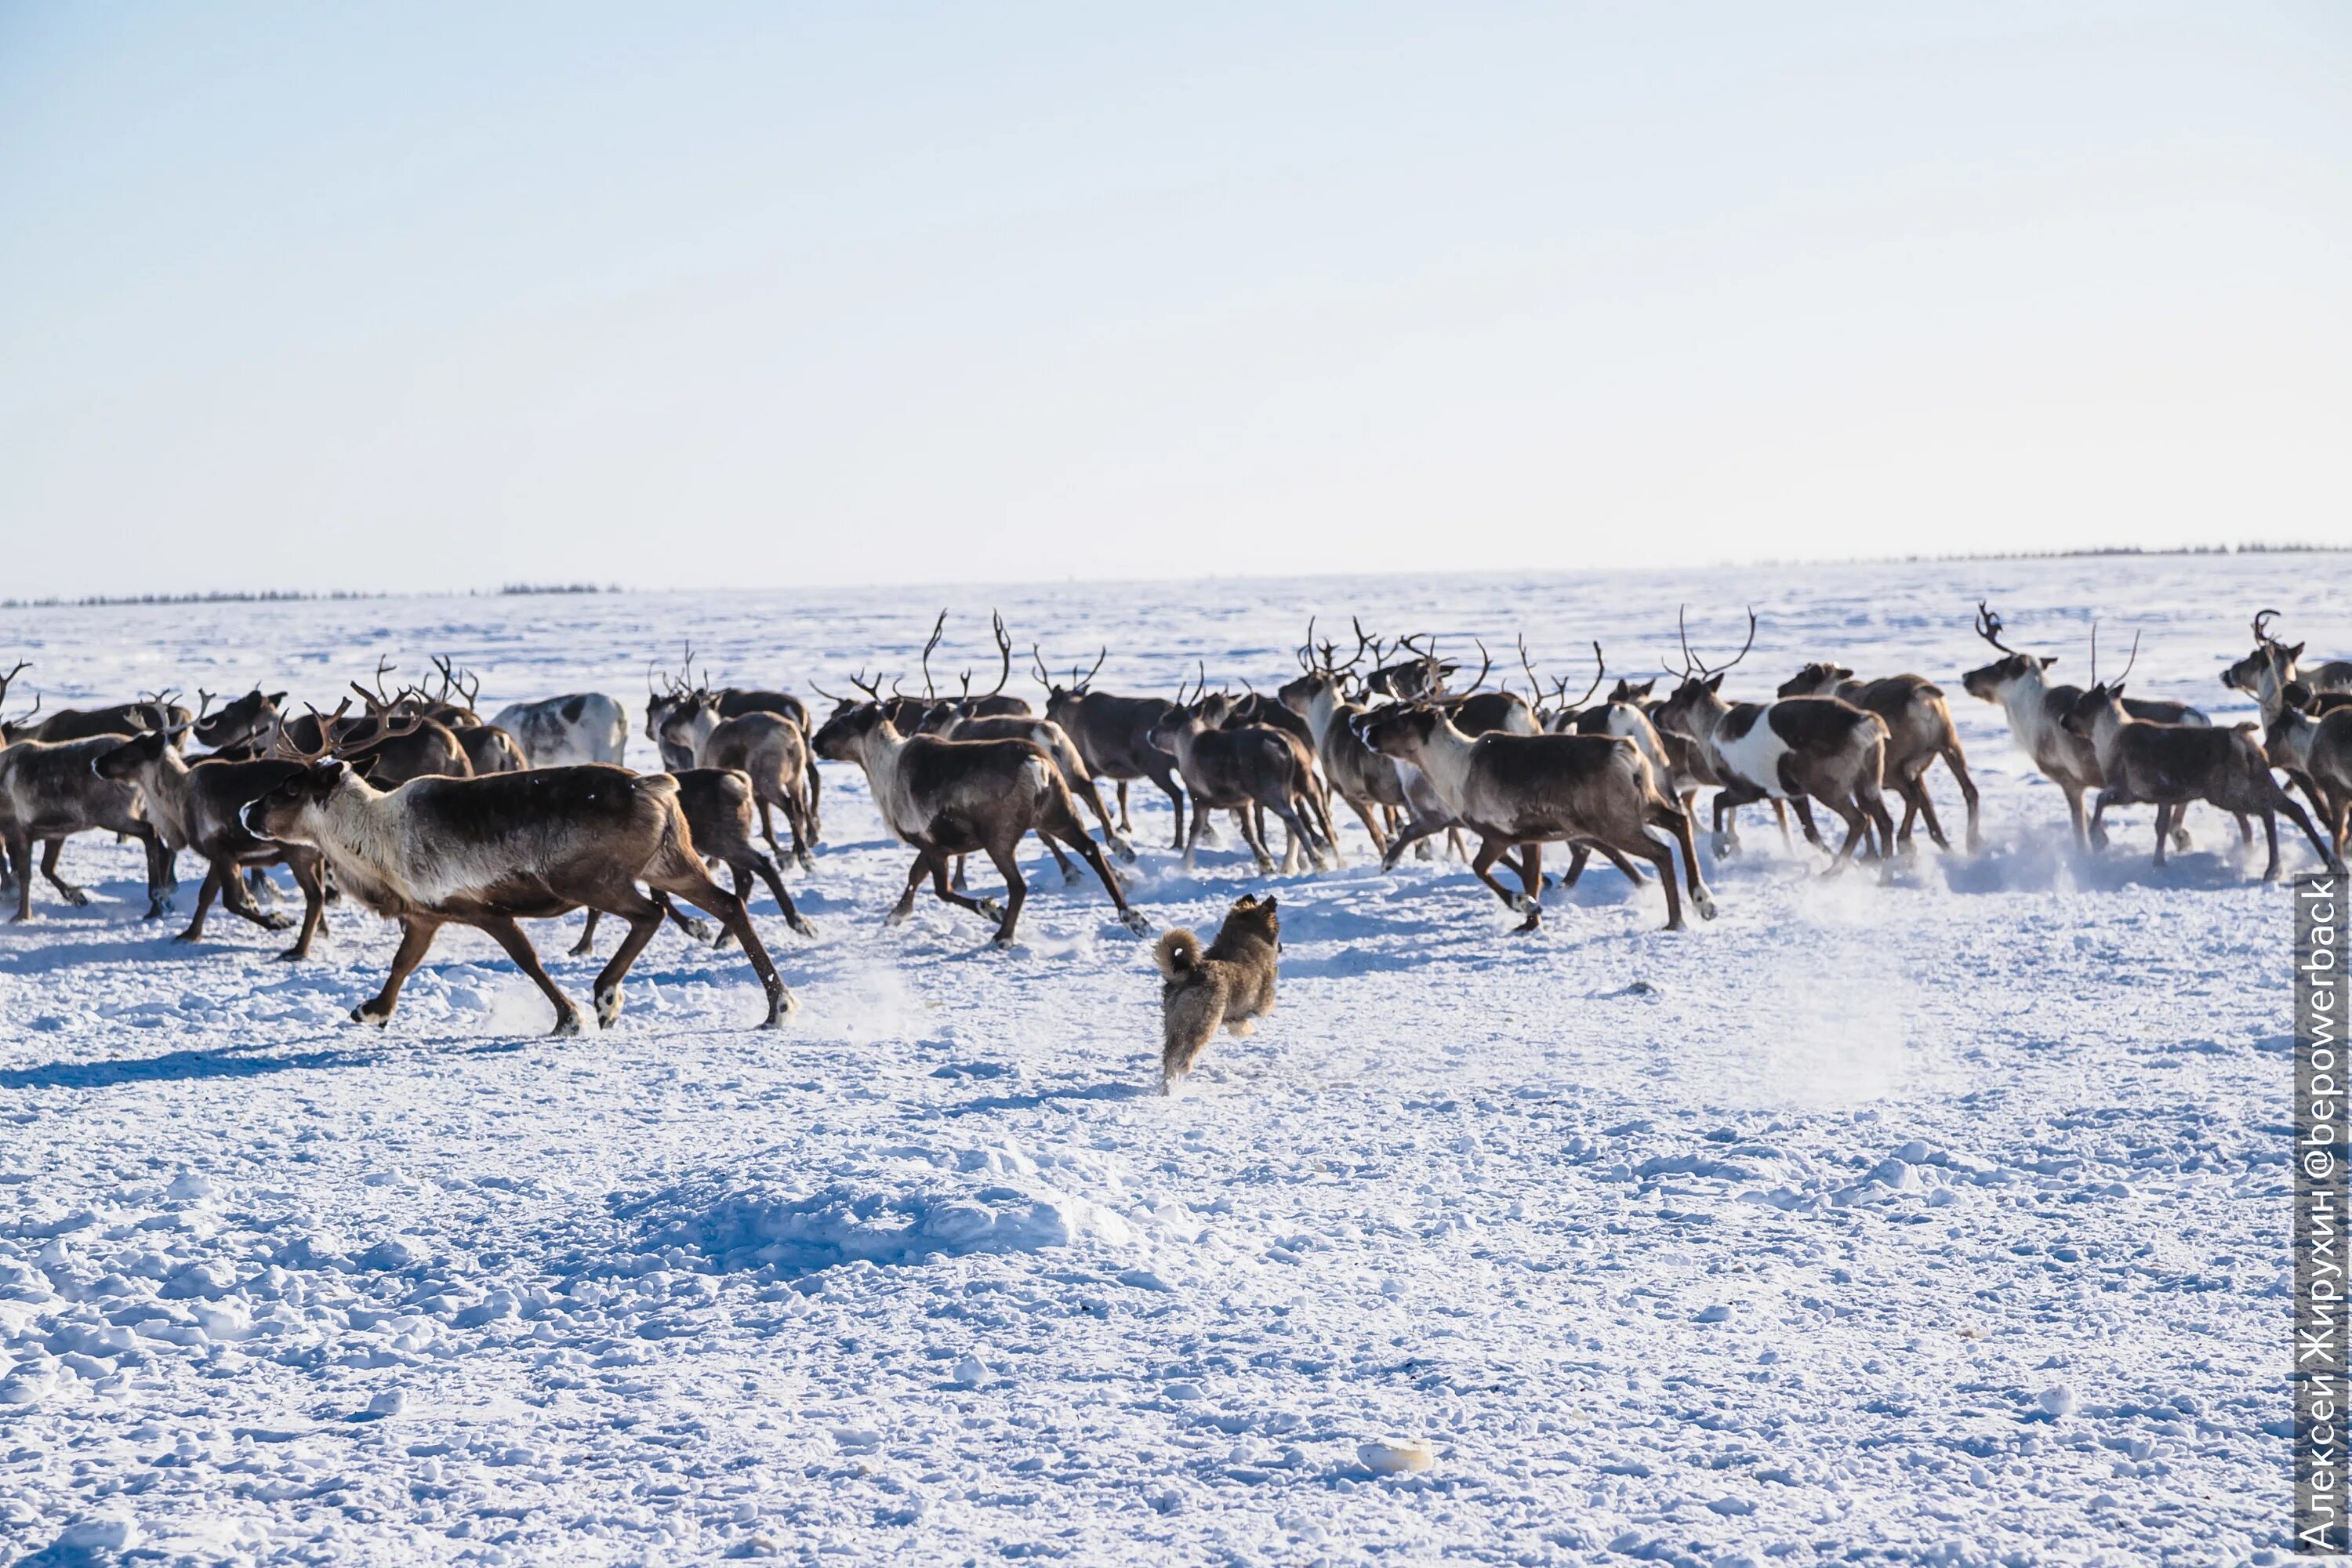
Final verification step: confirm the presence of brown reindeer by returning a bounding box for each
[2059,659,2332,880]
[1600,671,1791,854]
[1651,609,1894,873]
[0,731,176,922]
[1353,702,1714,933]
[809,699,1149,946]
[1777,662,1982,854]
[2265,683,2352,868]
[658,694,818,873]
[94,724,329,957]
[571,766,818,956]
[1035,645,1191,848]
[2223,611,2352,714]
[913,705,1135,864]
[1962,604,2230,852]
[1147,680,1337,874]
[241,762,795,1033]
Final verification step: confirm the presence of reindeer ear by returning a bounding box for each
[2109,682,2128,699]
[2290,641,2307,659]
[268,691,288,705]
[2038,655,2059,670]
[1704,673,1726,692]
[1834,666,1853,680]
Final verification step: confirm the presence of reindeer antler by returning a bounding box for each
[2118,630,2140,684]
[1076,647,1106,691]
[1571,641,1605,710]
[1676,606,1756,680]
[847,668,884,701]
[274,699,352,764]
[919,610,946,700]
[1974,601,2017,655]
[2254,608,2283,649]
[1457,639,1491,696]
[0,659,27,710]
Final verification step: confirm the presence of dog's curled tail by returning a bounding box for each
[1153,928,1203,979]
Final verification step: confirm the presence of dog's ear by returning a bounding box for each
[1260,895,1276,913]
[1233,893,1256,908]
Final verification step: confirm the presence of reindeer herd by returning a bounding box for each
[0,601,2346,1036]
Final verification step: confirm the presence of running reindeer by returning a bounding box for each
[2058,632,2334,880]
[1650,608,1896,873]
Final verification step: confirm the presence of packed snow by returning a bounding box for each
[0,554,2337,1565]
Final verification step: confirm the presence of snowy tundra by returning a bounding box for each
[0,554,2338,1566]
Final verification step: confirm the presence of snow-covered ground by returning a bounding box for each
[0,554,2338,1566]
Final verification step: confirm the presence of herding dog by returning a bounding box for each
[1152,894,1279,1094]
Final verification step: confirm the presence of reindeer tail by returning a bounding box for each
[1153,928,1203,980]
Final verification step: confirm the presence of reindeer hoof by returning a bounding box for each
[567,940,594,959]
[1510,913,1541,935]
[679,917,716,944]
[274,946,308,962]
[351,1004,392,1028]
[797,854,816,874]
[552,1008,586,1036]
[1693,894,1719,920]
[593,989,621,1027]
[1062,867,1084,887]
[884,906,912,927]
[1112,842,1138,865]
[59,887,90,907]
[1120,909,1151,937]
[261,912,294,931]
[978,897,1006,920]
[789,915,818,938]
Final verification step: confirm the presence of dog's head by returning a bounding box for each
[1222,892,1279,947]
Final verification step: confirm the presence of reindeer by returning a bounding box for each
[2264,683,2352,867]
[1035,645,1191,848]
[414,658,526,775]
[1595,670,1791,853]
[913,705,1134,864]
[1962,604,2230,851]
[0,731,175,922]
[3,686,193,747]
[2223,611,2352,716]
[570,766,817,956]
[93,724,329,958]
[189,688,289,753]
[909,612,1033,722]
[338,675,475,786]
[1651,609,1895,873]
[491,692,629,768]
[241,761,794,1033]
[656,692,818,872]
[2057,643,2332,880]
[808,699,1149,946]
[1147,677,1337,874]
[1352,702,1714,933]
[1279,631,1415,859]
[1777,662,1981,854]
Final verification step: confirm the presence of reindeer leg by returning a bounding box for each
[1516,841,1544,922]
[1348,797,1389,860]
[1147,767,1188,849]
[982,839,1029,946]
[1941,746,1983,854]
[887,855,927,925]
[2271,785,2333,876]
[1559,844,1592,890]
[748,850,816,938]
[177,862,227,943]
[1468,837,1537,930]
[278,851,328,960]
[802,764,823,846]
[1381,815,1446,871]
[647,855,795,1027]
[38,840,89,907]
[781,786,817,873]
[652,888,715,944]
[1788,797,1824,851]
[1653,800,1716,920]
[952,852,970,891]
[569,909,602,957]
[216,858,295,932]
[2148,800,2171,868]
[1039,829,1080,886]
[1116,779,1133,835]
[2085,787,2112,851]
[5,832,31,920]
[474,913,585,1036]
[929,852,1005,927]
[1629,829,1683,930]
[1077,775,1134,862]
[354,917,441,1027]
[1044,803,1150,935]
[755,797,785,861]
[1819,794,1869,876]
[1237,807,1277,875]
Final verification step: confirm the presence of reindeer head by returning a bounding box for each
[242,757,359,842]
[1032,644,1107,712]
[808,697,894,763]
[2221,610,2303,703]
[1960,601,2059,705]
[1606,676,1655,705]
[1775,662,1853,699]
[191,688,287,752]
[1653,606,1754,739]
[1350,702,1444,763]
[94,724,176,782]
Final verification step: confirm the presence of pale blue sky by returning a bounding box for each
[2,2,2346,594]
